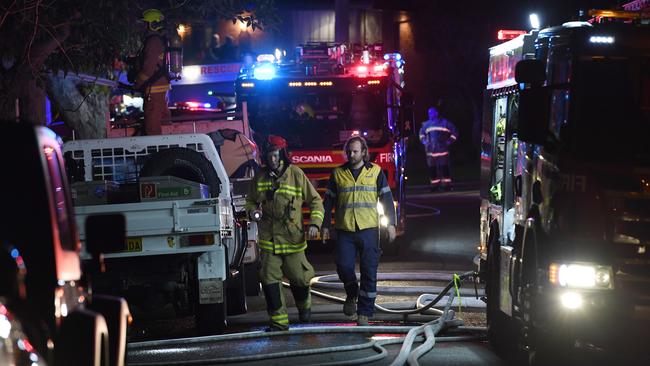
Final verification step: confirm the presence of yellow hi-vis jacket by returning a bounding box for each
[333,163,381,231]
[245,164,324,254]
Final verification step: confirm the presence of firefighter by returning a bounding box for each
[321,136,396,326]
[245,135,324,331]
[419,106,458,191]
[134,8,171,135]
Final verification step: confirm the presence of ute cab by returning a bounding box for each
[479,9,650,364]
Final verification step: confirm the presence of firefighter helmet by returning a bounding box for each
[142,9,165,31]
[263,135,290,166]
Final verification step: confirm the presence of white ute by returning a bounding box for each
[64,133,251,335]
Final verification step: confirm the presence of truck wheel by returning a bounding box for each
[87,295,129,366]
[226,268,248,316]
[485,227,516,357]
[140,147,221,197]
[244,262,261,296]
[196,302,227,336]
[55,309,110,366]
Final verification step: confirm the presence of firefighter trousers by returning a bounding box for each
[426,152,452,187]
[335,228,380,317]
[143,90,170,136]
[259,250,314,329]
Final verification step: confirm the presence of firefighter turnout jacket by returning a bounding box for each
[419,117,458,158]
[246,164,324,254]
[134,32,171,94]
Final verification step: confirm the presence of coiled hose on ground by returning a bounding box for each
[127,271,486,366]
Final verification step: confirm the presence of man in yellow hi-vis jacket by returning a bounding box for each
[245,135,324,331]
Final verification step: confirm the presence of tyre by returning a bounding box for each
[192,278,227,336]
[55,309,109,366]
[244,262,261,296]
[195,302,227,336]
[140,147,221,197]
[190,261,227,335]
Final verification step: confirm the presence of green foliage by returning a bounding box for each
[0,0,279,78]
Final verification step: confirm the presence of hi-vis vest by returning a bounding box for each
[245,164,324,254]
[333,163,381,231]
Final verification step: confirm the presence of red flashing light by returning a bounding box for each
[356,65,369,74]
[497,29,527,40]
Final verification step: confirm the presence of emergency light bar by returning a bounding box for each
[589,35,615,44]
[497,29,527,40]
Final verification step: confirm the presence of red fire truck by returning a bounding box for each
[235,43,413,248]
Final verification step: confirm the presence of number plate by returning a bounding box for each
[124,237,143,252]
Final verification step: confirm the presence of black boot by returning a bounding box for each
[298,308,311,323]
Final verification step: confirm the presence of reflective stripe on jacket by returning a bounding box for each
[245,164,324,254]
[333,163,381,231]
[418,118,458,154]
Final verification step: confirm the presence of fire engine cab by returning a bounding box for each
[235,43,413,249]
[479,8,650,364]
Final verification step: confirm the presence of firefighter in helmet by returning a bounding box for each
[134,8,171,135]
[419,106,458,191]
[245,135,324,331]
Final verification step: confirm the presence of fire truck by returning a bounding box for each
[478,8,650,364]
[234,43,413,249]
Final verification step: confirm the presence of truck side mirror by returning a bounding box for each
[85,214,126,256]
[515,59,550,145]
[518,87,550,145]
[515,59,546,85]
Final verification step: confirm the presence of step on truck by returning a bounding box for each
[63,133,251,335]
[0,122,130,366]
[478,8,650,365]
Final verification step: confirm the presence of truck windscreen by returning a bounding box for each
[568,56,650,163]
[246,89,387,149]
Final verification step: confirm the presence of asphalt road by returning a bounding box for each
[125,184,510,365]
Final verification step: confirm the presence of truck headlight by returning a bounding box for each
[549,262,613,289]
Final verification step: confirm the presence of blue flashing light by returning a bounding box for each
[204,103,212,108]
[208,90,213,96]
[253,63,276,80]
[383,54,389,60]
[10,248,19,259]
[395,53,402,61]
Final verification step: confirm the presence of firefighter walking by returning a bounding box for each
[321,136,396,326]
[245,135,324,331]
[134,9,171,135]
[419,106,458,191]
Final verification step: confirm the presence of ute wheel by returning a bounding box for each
[244,262,261,296]
[226,268,248,316]
[87,295,129,366]
[56,309,109,366]
[192,278,227,336]
[139,147,221,197]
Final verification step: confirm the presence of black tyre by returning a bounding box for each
[196,301,227,336]
[226,268,248,316]
[244,262,261,296]
[140,147,221,197]
[192,278,227,336]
